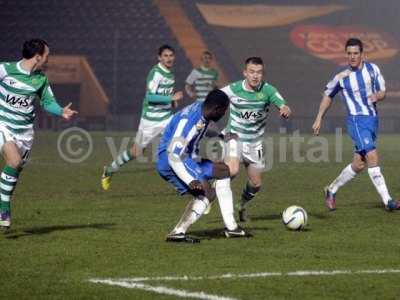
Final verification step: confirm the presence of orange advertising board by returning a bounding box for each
[290,25,399,65]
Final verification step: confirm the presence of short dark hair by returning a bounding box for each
[158,44,175,56]
[245,57,264,66]
[345,38,363,52]
[22,39,48,59]
[204,89,229,109]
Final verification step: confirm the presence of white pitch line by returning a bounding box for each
[89,279,238,300]
[90,268,400,284]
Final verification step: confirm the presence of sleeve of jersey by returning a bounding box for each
[146,71,172,103]
[40,80,63,116]
[373,65,385,92]
[0,64,7,81]
[269,87,286,108]
[324,75,341,98]
[185,69,197,85]
[167,119,198,185]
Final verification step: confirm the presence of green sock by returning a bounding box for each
[107,149,133,175]
[0,166,20,213]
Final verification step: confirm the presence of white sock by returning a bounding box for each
[215,178,238,231]
[329,164,357,194]
[172,196,209,234]
[368,166,391,205]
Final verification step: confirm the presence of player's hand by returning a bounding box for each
[368,93,379,103]
[279,105,291,119]
[62,103,78,120]
[172,91,183,101]
[312,118,322,135]
[188,180,204,193]
[223,132,238,142]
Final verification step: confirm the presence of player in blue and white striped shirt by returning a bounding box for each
[157,89,249,243]
[313,38,399,211]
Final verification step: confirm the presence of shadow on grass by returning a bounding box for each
[4,223,115,239]
[308,212,331,219]
[189,228,226,240]
[189,226,266,240]
[250,213,281,221]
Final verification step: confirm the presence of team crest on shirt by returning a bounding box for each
[196,120,206,130]
[256,92,265,100]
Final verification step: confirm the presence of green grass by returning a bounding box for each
[1,131,400,299]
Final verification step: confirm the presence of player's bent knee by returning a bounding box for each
[224,159,239,177]
[7,158,22,169]
[352,162,365,173]
[248,178,262,190]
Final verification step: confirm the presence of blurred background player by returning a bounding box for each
[157,89,248,243]
[0,39,77,228]
[185,51,219,102]
[312,38,399,211]
[102,44,183,190]
[220,57,291,222]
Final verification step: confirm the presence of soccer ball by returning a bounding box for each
[282,205,308,230]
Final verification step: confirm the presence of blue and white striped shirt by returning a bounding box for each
[324,61,385,116]
[158,102,209,184]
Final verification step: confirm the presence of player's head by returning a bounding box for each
[203,89,229,122]
[22,39,49,71]
[244,57,264,89]
[345,38,363,69]
[201,51,213,68]
[158,44,175,69]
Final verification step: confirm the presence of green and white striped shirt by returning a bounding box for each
[186,67,218,102]
[141,63,175,121]
[0,61,62,134]
[221,80,286,142]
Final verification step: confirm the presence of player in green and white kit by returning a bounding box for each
[185,51,219,102]
[102,45,183,190]
[0,39,77,228]
[217,57,291,222]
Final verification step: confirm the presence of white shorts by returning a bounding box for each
[0,123,34,164]
[134,117,172,149]
[225,139,265,170]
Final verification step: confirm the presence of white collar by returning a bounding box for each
[158,63,171,73]
[242,80,262,92]
[17,60,30,75]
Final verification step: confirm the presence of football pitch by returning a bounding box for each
[1,131,400,299]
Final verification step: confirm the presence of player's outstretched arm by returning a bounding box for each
[312,95,332,135]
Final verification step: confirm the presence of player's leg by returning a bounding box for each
[157,156,211,243]
[168,180,213,240]
[0,141,23,228]
[324,116,368,210]
[324,153,364,210]
[239,164,262,222]
[238,142,264,222]
[102,118,166,190]
[209,135,240,215]
[365,149,399,210]
[213,161,249,237]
